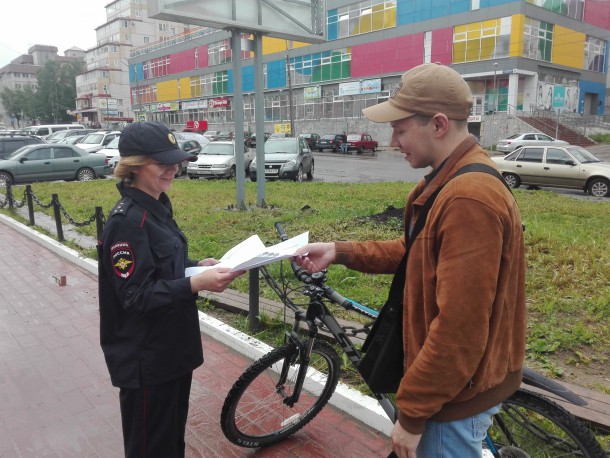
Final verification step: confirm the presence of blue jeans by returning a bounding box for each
[341,143,348,154]
[416,404,501,458]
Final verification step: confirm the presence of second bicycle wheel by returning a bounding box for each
[221,339,341,448]
[488,389,605,458]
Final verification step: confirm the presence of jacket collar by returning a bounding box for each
[116,181,173,221]
[412,134,479,206]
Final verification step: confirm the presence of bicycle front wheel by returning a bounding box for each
[221,340,341,448]
[489,389,605,457]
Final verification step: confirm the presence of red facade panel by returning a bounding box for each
[431,27,453,65]
[169,49,197,73]
[351,33,425,77]
[583,0,610,30]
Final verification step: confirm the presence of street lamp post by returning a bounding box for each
[493,62,498,113]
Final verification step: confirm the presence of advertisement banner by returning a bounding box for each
[303,86,321,100]
[360,79,381,94]
[338,81,361,96]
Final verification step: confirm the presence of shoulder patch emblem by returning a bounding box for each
[110,242,135,279]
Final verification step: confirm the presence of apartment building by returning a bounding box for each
[0,45,85,127]
[74,0,192,128]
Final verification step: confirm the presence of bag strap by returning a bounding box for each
[389,162,513,299]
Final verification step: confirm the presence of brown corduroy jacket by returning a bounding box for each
[335,135,526,434]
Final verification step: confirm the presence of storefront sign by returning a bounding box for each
[207,97,230,108]
[338,81,361,96]
[360,79,381,94]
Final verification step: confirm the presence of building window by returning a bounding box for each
[523,17,553,62]
[525,0,583,21]
[208,39,232,66]
[453,17,511,63]
[289,49,351,85]
[328,0,396,39]
[585,36,606,72]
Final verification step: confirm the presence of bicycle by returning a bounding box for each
[220,223,606,457]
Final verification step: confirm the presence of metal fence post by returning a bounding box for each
[248,268,260,331]
[95,206,104,241]
[52,194,64,242]
[7,183,14,212]
[26,185,35,226]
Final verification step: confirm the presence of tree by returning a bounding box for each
[34,60,84,123]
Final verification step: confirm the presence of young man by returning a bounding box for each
[295,63,526,458]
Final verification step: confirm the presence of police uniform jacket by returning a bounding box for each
[98,182,203,389]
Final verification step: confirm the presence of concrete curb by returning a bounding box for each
[0,213,393,436]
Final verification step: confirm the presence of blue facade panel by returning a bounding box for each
[129,63,144,84]
[397,0,516,26]
[266,60,286,89]
[579,80,606,115]
[242,66,255,92]
[327,8,338,40]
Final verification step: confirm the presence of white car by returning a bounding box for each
[496,133,568,154]
[75,131,121,153]
[97,136,120,170]
[187,141,254,179]
[174,131,210,147]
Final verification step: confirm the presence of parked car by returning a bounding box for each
[496,132,568,154]
[46,128,97,144]
[97,136,120,170]
[269,132,290,139]
[203,130,221,141]
[20,124,86,140]
[0,143,110,187]
[491,145,610,197]
[316,134,344,152]
[0,135,45,159]
[176,139,202,176]
[187,141,254,179]
[217,131,234,141]
[58,134,88,145]
[245,132,271,148]
[75,131,121,153]
[345,133,378,154]
[175,131,210,147]
[249,137,313,182]
[298,133,320,150]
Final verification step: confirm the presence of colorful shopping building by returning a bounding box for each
[126,0,609,146]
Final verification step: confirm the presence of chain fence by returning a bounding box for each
[0,183,105,243]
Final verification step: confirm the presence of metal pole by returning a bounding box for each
[52,194,64,242]
[254,33,267,207]
[286,41,295,136]
[231,29,247,210]
[26,185,34,226]
[493,63,498,113]
[248,268,260,331]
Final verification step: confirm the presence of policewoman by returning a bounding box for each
[98,121,243,458]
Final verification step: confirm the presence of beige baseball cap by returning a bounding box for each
[362,63,473,122]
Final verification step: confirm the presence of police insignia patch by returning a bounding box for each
[110,242,135,279]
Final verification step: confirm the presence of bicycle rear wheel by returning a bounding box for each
[221,340,341,448]
[488,389,605,457]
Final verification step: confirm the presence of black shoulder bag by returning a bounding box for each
[357,163,512,394]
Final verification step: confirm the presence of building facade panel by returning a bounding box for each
[351,33,425,77]
[583,0,610,29]
[551,25,586,68]
[431,28,455,64]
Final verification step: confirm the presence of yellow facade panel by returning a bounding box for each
[157,80,178,102]
[510,14,524,57]
[552,25,585,68]
[179,77,191,100]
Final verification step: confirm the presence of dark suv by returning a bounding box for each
[0,135,45,159]
[316,134,344,152]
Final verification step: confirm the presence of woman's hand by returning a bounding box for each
[190,267,244,293]
[198,258,219,267]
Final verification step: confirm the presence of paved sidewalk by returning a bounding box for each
[0,218,391,457]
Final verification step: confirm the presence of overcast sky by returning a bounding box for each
[0,0,109,68]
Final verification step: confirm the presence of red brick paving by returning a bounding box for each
[0,218,391,457]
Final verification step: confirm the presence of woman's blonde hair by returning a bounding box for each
[114,155,152,184]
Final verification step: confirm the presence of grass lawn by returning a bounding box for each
[2,177,609,395]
